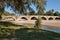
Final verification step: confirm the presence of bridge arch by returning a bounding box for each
[21,17,28,20]
[48,17,53,20]
[31,17,37,20]
[55,17,60,20]
[41,17,47,20]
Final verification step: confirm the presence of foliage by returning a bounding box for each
[45,9,60,16]
[45,9,54,16]
[0,0,46,29]
[0,21,26,38]
[54,11,60,16]
[0,28,15,38]
[34,16,42,29]
[0,0,46,14]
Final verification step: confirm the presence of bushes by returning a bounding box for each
[0,28,15,38]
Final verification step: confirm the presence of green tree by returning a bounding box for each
[46,9,54,16]
[0,0,46,29]
[54,11,60,16]
[34,0,46,29]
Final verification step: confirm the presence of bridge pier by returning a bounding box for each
[53,18,55,20]
[47,19,48,20]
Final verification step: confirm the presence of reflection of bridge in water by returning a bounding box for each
[1,15,60,28]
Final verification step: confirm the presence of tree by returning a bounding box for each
[54,11,60,16]
[0,0,46,29]
[46,9,54,16]
[35,0,46,29]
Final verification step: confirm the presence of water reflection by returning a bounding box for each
[42,26,60,33]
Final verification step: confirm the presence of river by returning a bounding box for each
[24,24,60,33]
[42,26,60,33]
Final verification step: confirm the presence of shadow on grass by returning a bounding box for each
[0,28,60,40]
[15,28,60,40]
[0,21,24,27]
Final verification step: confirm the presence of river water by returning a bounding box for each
[42,26,60,33]
[25,24,60,33]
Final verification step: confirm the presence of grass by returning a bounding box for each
[0,21,60,40]
[15,28,60,40]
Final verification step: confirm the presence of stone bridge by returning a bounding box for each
[1,15,60,28]
[2,15,60,21]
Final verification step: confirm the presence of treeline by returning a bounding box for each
[24,9,60,16]
[44,9,60,16]
[0,9,60,16]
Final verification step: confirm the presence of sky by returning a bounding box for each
[5,0,60,13]
[46,0,60,12]
[5,6,14,13]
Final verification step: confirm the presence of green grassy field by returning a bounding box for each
[0,21,60,40]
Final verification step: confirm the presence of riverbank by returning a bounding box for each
[0,21,60,40]
[9,20,60,28]
[1,20,60,28]
[42,20,60,28]
[0,28,60,40]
